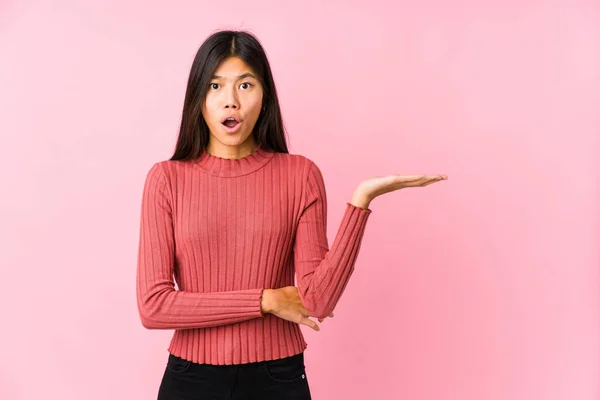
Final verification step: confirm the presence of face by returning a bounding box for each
[201,56,264,154]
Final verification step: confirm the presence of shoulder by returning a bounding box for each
[142,159,181,189]
[142,161,165,182]
[146,158,197,176]
[275,151,322,176]
[275,152,326,189]
[143,160,170,178]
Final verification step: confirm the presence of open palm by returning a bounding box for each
[359,174,448,200]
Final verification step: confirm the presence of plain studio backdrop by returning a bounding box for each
[0,1,598,399]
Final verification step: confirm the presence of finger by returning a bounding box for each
[396,174,426,182]
[395,174,446,181]
[302,318,320,331]
[422,179,439,187]
[411,175,441,186]
[423,175,447,186]
[394,175,428,187]
[393,175,425,185]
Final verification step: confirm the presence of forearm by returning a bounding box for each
[137,286,265,330]
[296,202,372,319]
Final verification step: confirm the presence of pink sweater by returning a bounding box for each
[136,145,372,365]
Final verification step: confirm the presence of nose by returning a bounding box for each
[224,85,239,109]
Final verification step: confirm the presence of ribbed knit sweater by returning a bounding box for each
[136,145,372,365]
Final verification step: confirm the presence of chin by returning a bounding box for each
[213,132,251,146]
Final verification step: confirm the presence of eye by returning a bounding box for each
[208,82,252,90]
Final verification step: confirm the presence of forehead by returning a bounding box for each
[212,56,257,79]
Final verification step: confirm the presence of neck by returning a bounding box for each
[195,141,275,178]
[206,138,259,160]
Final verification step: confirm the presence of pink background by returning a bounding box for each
[1,1,598,399]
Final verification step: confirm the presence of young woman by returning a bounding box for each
[136,29,447,400]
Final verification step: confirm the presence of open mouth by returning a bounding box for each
[221,117,242,133]
[222,119,239,128]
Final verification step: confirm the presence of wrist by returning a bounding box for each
[350,189,372,210]
[260,289,273,315]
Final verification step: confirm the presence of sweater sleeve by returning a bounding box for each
[136,162,265,330]
[293,161,372,319]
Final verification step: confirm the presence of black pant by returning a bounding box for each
[157,351,312,399]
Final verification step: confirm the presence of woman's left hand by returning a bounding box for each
[351,174,448,208]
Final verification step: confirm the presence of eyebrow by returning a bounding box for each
[211,73,257,80]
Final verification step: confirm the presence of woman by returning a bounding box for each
[136,29,447,400]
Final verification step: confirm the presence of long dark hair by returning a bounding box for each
[170,30,290,161]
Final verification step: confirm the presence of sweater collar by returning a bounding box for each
[195,144,275,177]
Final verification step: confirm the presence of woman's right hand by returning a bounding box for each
[260,286,334,331]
